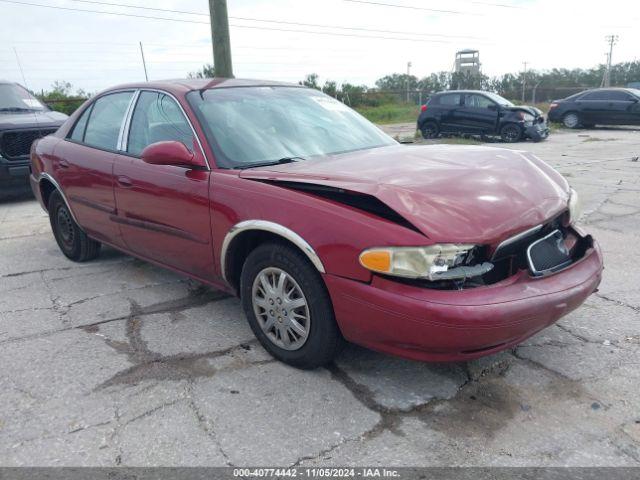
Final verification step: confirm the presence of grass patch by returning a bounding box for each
[582,137,618,142]
[355,103,419,124]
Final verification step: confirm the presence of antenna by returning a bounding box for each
[13,46,41,129]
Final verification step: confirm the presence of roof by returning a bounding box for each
[97,77,301,96]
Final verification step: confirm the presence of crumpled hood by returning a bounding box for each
[0,110,67,129]
[505,105,543,117]
[239,144,570,244]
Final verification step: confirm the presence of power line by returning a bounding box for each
[0,0,491,44]
[342,0,483,15]
[65,0,487,40]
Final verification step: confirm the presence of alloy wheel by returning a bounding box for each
[251,267,310,351]
[563,113,579,129]
[502,125,521,142]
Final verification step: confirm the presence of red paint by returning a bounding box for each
[30,79,604,363]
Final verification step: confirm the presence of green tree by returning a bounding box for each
[188,64,215,79]
[300,73,321,90]
[37,81,89,115]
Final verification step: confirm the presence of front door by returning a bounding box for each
[55,90,135,246]
[112,90,214,280]
[460,94,500,134]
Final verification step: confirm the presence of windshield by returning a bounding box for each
[187,86,396,168]
[0,83,47,112]
[484,92,514,107]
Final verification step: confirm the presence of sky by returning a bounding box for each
[1,0,639,94]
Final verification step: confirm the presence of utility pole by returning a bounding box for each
[603,35,618,87]
[139,42,149,82]
[208,0,234,78]
[406,61,412,103]
[522,61,528,103]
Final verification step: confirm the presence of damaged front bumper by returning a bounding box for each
[524,119,550,142]
[324,229,602,362]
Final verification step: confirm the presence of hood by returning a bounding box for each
[239,144,570,245]
[505,105,543,116]
[0,110,67,129]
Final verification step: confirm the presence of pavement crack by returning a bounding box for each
[596,293,640,313]
[186,381,233,466]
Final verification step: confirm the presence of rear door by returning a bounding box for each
[55,90,134,245]
[112,90,214,280]
[435,93,463,132]
[576,90,612,124]
[460,93,500,133]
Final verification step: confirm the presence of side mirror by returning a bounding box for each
[140,141,204,168]
[487,104,498,111]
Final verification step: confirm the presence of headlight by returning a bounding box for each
[519,112,535,123]
[359,244,477,280]
[568,188,582,224]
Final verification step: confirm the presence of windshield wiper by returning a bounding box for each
[238,156,305,170]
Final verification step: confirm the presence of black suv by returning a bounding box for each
[417,90,549,142]
[547,88,640,129]
[0,81,67,196]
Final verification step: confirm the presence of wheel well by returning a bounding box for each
[224,230,314,294]
[39,178,57,211]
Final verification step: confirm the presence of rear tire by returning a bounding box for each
[240,243,343,369]
[420,121,439,139]
[562,112,581,129]
[48,190,101,262]
[500,123,523,143]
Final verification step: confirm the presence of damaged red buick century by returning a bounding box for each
[30,79,603,369]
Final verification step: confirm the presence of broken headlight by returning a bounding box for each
[359,244,492,281]
[568,188,582,224]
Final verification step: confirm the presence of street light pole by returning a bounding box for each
[603,35,618,87]
[406,61,412,103]
[208,0,234,78]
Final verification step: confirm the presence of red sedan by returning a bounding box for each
[30,79,603,369]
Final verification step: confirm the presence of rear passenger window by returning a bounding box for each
[69,105,92,142]
[83,91,134,151]
[438,94,461,106]
[581,91,609,101]
[127,91,194,157]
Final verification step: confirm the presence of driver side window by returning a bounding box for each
[127,91,194,157]
[465,94,494,109]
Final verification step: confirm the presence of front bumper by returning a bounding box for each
[325,238,603,362]
[524,121,550,142]
[0,158,31,194]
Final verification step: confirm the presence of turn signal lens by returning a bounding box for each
[359,249,392,273]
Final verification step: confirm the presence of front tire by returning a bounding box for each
[48,190,101,262]
[500,123,523,143]
[240,243,343,369]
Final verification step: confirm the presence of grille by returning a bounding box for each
[527,230,572,276]
[0,128,57,161]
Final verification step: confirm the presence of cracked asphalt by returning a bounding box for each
[1,127,639,467]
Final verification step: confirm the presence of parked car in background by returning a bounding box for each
[0,81,67,196]
[548,88,640,128]
[31,79,602,369]
[417,90,549,142]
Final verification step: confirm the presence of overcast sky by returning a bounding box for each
[1,0,638,93]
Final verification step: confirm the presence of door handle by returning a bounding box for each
[116,175,133,188]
